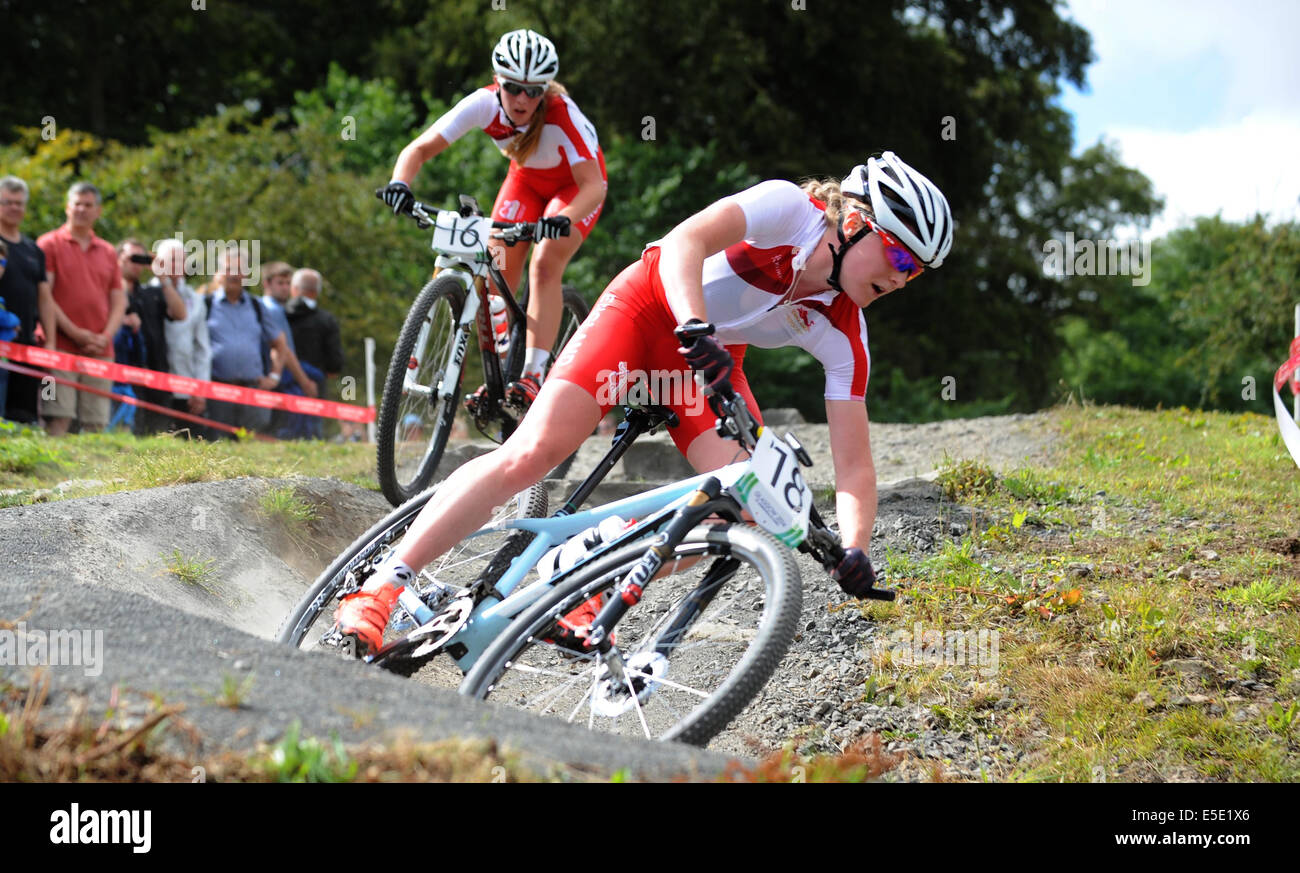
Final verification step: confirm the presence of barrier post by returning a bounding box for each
[364,335,374,444]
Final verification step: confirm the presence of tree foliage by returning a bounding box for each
[1,0,1207,422]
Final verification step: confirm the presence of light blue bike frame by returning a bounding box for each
[443,460,751,672]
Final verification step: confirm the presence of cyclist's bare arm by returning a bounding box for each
[552,158,606,226]
[656,200,747,324]
[826,398,877,553]
[391,128,451,185]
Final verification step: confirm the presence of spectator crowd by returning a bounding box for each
[0,176,352,441]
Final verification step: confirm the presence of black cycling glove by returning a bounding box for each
[677,328,734,393]
[832,547,878,599]
[534,215,572,240]
[379,180,414,215]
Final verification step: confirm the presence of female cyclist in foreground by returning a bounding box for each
[379,28,607,406]
[340,151,954,654]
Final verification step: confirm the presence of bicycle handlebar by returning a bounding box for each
[673,323,760,451]
[378,190,562,246]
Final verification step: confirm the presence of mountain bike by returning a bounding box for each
[278,329,893,745]
[375,193,590,506]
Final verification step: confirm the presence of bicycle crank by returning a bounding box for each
[370,595,475,668]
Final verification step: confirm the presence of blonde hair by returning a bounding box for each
[800,178,874,229]
[503,81,569,165]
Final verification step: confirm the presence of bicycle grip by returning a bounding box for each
[673,321,715,347]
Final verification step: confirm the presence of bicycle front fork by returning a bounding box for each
[583,477,726,654]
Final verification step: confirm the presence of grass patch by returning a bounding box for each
[720,736,900,783]
[876,404,1300,781]
[0,675,543,782]
[0,429,375,502]
[258,486,320,530]
[208,673,255,710]
[0,423,65,474]
[164,549,217,592]
[256,720,355,782]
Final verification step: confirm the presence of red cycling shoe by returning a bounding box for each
[506,373,542,408]
[544,591,613,653]
[332,582,403,656]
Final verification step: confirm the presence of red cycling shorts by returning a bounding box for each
[548,246,763,455]
[490,150,607,240]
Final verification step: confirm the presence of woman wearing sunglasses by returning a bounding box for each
[380,28,607,405]
[338,151,952,655]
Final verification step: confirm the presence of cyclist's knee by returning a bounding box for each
[530,246,576,288]
[496,439,565,487]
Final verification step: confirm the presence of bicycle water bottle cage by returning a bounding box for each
[459,195,483,217]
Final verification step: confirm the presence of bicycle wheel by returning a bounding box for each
[460,522,802,746]
[552,285,589,364]
[277,482,548,684]
[376,273,468,506]
[540,285,589,479]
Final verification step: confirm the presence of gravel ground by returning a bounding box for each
[0,411,1058,778]
[712,478,1023,780]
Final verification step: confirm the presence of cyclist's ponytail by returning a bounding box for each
[503,81,569,164]
[800,178,875,229]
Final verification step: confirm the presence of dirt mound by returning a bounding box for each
[0,477,391,639]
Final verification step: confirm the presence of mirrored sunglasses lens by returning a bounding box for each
[504,81,542,98]
[884,244,918,275]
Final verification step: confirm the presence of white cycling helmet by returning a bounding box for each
[842,151,953,268]
[491,29,559,84]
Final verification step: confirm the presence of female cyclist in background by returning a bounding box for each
[342,151,954,655]
[379,28,607,406]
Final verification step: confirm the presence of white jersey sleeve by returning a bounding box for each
[788,293,872,402]
[721,180,827,249]
[430,88,500,145]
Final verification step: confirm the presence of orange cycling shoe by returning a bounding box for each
[332,582,404,656]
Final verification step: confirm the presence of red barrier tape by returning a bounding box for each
[0,340,374,421]
[1291,338,1300,395]
[0,359,271,439]
[1275,352,1300,394]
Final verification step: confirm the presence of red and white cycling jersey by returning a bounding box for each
[653,180,872,402]
[431,85,600,172]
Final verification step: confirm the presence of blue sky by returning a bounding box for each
[1059,0,1300,236]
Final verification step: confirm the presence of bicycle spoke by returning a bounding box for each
[622,669,653,740]
[582,673,600,728]
[624,668,711,699]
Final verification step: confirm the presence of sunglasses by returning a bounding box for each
[500,79,546,99]
[865,217,924,281]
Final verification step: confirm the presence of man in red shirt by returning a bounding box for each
[36,182,126,435]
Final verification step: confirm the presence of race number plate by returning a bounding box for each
[731,429,812,548]
[430,212,491,259]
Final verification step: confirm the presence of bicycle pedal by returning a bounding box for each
[317,627,363,659]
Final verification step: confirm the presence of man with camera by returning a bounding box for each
[116,238,186,435]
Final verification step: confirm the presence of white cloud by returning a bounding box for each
[1064,0,1300,233]
[1067,0,1300,118]
[1108,112,1300,236]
